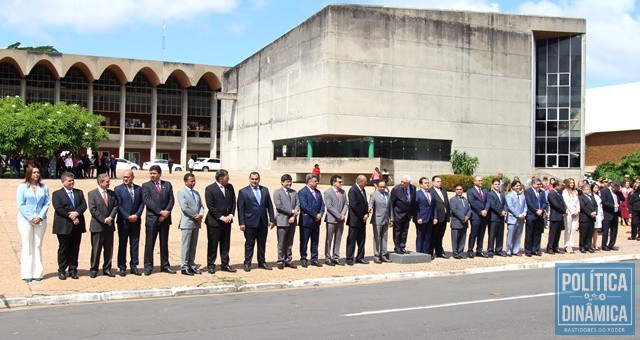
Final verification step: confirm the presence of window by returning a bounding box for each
[25,64,55,104]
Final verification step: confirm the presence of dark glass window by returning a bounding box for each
[0,62,21,97]
[25,64,55,104]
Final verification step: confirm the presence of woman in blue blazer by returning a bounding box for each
[16,166,50,282]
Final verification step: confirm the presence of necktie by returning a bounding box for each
[478,188,484,200]
[68,190,75,208]
[287,189,294,203]
[156,182,161,193]
[405,188,410,200]
[336,190,341,200]
[254,187,261,203]
[496,190,501,203]
[102,190,108,205]
[612,190,619,212]
[383,193,388,204]
[361,188,366,199]
[191,189,196,201]
[128,185,135,201]
[219,185,225,197]
[311,190,317,200]
[425,191,431,204]
[460,196,465,208]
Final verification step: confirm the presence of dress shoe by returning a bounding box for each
[310,261,322,267]
[190,268,202,275]
[221,265,237,273]
[431,254,435,260]
[580,249,586,253]
[437,254,450,259]
[325,260,335,266]
[332,259,342,266]
[243,264,251,272]
[487,252,495,258]
[131,267,141,276]
[467,251,475,259]
[58,272,67,280]
[476,251,489,258]
[161,267,176,274]
[90,271,98,278]
[277,263,284,270]
[356,259,369,264]
[525,253,532,257]
[181,269,194,276]
[555,248,565,254]
[285,262,297,269]
[602,247,611,251]
[103,270,116,277]
[610,246,619,251]
[395,249,404,254]
[301,260,308,268]
[70,271,79,279]
[144,269,153,276]
[589,248,595,253]
[346,260,354,266]
[496,252,507,257]
[259,263,273,270]
[208,266,216,274]
[33,278,42,282]
[513,253,522,257]
[627,237,634,240]
[119,268,127,277]
[23,278,32,283]
[535,252,542,256]
[380,257,392,263]
[374,258,382,264]
[547,250,555,255]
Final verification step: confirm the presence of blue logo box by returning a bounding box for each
[555,263,635,335]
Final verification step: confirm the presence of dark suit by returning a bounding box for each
[51,187,87,275]
[141,180,175,271]
[578,193,597,251]
[114,183,144,270]
[390,184,416,253]
[449,195,471,257]
[600,187,623,249]
[487,190,507,254]
[237,185,274,266]
[467,186,490,253]
[298,185,325,263]
[204,182,236,269]
[429,186,450,256]
[346,184,368,262]
[628,190,640,239]
[546,189,566,252]
[87,188,119,273]
[413,189,437,254]
[524,187,547,254]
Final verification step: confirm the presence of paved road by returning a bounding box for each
[2,261,638,339]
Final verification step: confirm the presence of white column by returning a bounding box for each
[87,82,94,113]
[118,85,126,158]
[209,93,218,158]
[180,90,188,168]
[20,78,26,104]
[150,88,158,160]
[54,79,60,103]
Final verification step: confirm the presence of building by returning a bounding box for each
[586,130,640,168]
[221,4,586,182]
[0,49,227,167]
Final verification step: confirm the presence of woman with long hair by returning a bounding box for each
[620,181,633,226]
[16,166,50,282]
[591,183,604,250]
[562,178,580,253]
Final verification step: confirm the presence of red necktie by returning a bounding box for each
[156,182,161,192]
[479,188,484,200]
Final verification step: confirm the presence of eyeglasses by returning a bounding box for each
[337,181,343,184]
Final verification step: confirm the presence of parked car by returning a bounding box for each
[191,158,221,172]
[142,159,183,172]
[115,158,141,170]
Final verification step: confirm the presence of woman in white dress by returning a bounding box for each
[591,183,604,251]
[562,178,580,253]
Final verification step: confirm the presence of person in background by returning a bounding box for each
[312,164,321,183]
[370,167,382,188]
[16,166,50,282]
[381,169,393,187]
[591,183,604,251]
[627,182,640,241]
[620,180,633,226]
[168,158,174,175]
[109,155,117,179]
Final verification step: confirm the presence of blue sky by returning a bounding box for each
[1,0,639,88]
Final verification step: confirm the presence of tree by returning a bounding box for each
[7,42,60,53]
[592,152,640,181]
[0,96,109,158]
[450,149,480,176]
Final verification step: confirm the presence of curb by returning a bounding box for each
[2,254,638,309]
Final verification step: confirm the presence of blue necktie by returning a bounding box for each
[191,189,196,201]
[68,191,75,208]
[254,187,261,204]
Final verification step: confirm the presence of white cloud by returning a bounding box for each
[0,0,238,33]
[225,22,247,37]
[517,0,640,87]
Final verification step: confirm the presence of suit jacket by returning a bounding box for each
[524,187,548,220]
[449,194,471,229]
[578,193,597,223]
[467,186,490,221]
[273,186,299,226]
[237,185,274,229]
[414,189,437,224]
[142,180,174,226]
[600,187,623,220]
[429,187,450,223]
[369,190,392,226]
[506,191,527,224]
[390,184,416,223]
[204,182,236,227]
[347,184,368,227]
[114,183,144,226]
[488,190,507,223]
[52,187,87,235]
[628,190,640,213]
[324,187,348,224]
[177,186,204,230]
[88,188,119,232]
[548,189,567,222]
[298,185,325,228]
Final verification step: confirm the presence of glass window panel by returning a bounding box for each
[547,88,558,107]
[559,36,571,56]
[558,121,569,137]
[535,155,546,167]
[547,108,557,120]
[559,87,570,107]
[559,155,569,167]
[558,137,569,153]
[547,73,558,86]
[536,109,546,120]
[559,73,570,86]
[547,138,558,153]
[535,138,546,153]
[547,122,558,136]
[536,122,546,137]
[570,35,582,56]
[570,137,581,152]
[559,108,570,120]
[559,56,570,73]
[547,155,557,167]
[570,155,580,168]
[548,39,559,73]
[536,95,547,108]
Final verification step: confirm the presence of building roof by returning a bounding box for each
[585,82,640,134]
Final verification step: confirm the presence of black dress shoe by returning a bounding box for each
[356,259,369,264]
[90,271,98,278]
[487,252,495,258]
[325,260,335,266]
[476,251,489,258]
[190,268,202,275]
[259,263,272,270]
[310,261,322,267]
[374,258,382,264]
[555,248,566,254]
[277,263,284,269]
[437,254,450,259]
[58,272,67,280]
[181,269,194,276]
[546,249,555,255]
[589,248,595,253]
[380,257,392,263]
[119,268,127,277]
[467,251,475,259]
[332,259,342,266]
[346,260,354,266]
[144,269,153,276]
[513,253,522,257]
[103,270,116,277]
[131,267,141,276]
[285,262,297,269]
[161,267,176,274]
[525,253,532,257]
[496,252,507,257]
[301,260,308,268]
[208,266,216,274]
[535,252,542,256]
[221,265,237,273]
[243,264,251,272]
[580,249,586,253]
[602,247,611,251]
[431,254,435,260]
[70,271,79,279]
[610,246,619,251]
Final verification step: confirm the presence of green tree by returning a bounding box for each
[592,152,640,181]
[7,42,60,53]
[450,149,480,176]
[0,96,109,158]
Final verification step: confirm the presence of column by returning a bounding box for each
[87,82,94,113]
[54,79,60,103]
[180,90,188,168]
[306,137,313,158]
[209,93,218,158]
[368,137,375,158]
[20,78,26,104]
[118,85,126,158]
[150,88,158,161]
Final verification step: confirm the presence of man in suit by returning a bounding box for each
[298,174,325,267]
[505,180,527,256]
[429,176,450,259]
[600,181,623,251]
[114,169,145,276]
[87,173,119,278]
[578,184,597,253]
[177,173,204,275]
[414,177,437,255]
[273,174,299,269]
[487,178,508,257]
[237,172,275,272]
[467,175,490,258]
[51,172,87,280]
[346,175,370,265]
[368,180,393,263]
[546,180,567,254]
[204,169,237,273]
[524,178,547,256]
[449,184,471,259]
[390,175,416,254]
[323,175,348,266]
[141,165,175,275]
[496,171,508,193]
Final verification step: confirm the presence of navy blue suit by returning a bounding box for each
[524,186,547,254]
[467,186,490,253]
[600,187,623,249]
[546,189,567,252]
[114,183,145,270]
[413,189,437,254]
[298,186,324,263]
[346,184,368,262]
[237,185,274,266]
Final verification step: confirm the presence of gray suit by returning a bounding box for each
[273,186,299,264]
[449,194,471,257]
[324,187,348,261]
[177,186,204,271]
[369,190,392,259]
[87,187,119,273]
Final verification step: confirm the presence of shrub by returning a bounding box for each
[450,150,480,176]
[438,174,474,191]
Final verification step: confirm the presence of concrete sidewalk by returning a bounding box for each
[2,172,639,308]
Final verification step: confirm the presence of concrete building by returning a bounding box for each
[0,49,227,167]
[221,4,586,182]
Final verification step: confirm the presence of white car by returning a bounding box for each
[142,159,183,172]
[191,158,221,172]
[115,158,141,170]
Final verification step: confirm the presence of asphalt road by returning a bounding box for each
[2,261,639,339]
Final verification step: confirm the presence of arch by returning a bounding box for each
[165,69,191,88]
[96,64,127,85]
[136,67,160,87]
[196,72,221,91]
[64,62,94,82]
[0,57,25,77]
[26,59,60,79]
